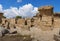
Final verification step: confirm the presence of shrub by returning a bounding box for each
[16,16,22,19]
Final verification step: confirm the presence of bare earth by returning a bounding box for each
[0,34,32,41]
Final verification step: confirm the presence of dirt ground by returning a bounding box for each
[0,34,33,41]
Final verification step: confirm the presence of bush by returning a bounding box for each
[16,16,22,19]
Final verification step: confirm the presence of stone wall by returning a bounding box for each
[0,6,60,31]
[38,6,53,16]
[53,13,60,28]
[0,13,4,18]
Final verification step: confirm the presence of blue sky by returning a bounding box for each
[0,0,60,12]
[0,0,60,18]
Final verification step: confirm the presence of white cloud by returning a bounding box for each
[0,4,3,12]
[0,4,38,18]
[17,0,22,2]
[18,4,38,17]
[4,7,19,18]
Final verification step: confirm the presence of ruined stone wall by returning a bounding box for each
[32,17,41,27]
[38,6,53,16]
[0,13,4,24]
[1,6,60,31]
[40,16,53,30]
[0,13,4,18]
[37,6,54,30]
[54,16,60,28]
[0,6,54,31]
[8,19,16,25]
[37,6,60,30]
[17,19,25,25]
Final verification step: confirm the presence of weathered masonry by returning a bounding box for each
[0,6,60,31]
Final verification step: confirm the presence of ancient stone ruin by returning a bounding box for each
[0,5,60,34]
[0,5,60,41]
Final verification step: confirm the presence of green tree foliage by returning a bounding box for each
[16,16,22,19]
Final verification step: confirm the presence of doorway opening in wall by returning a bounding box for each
[15,19,18,24]
[25,20,27,25]
[52,17,54,25]
[5,20,7,23]
[7,22,10,29]
[14,26,16,29]
[15,20,17,24]
[31,25,34,27]
[31,18,34,22]
[39,15,42,20]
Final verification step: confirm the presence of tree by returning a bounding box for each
[16,16,22,18]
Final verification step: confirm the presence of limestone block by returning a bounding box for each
[8,24,17,33]
[38,20,53,31]
[38,6,53,16]
[33,19,41,26]
[9,28,17,33]
[27,19,31,27]
[15,24,24,28]
[9,24,15,28]
[41,16,52,26]
[39,23,52,31]
[32,20,40,27]
[54,18,60,28]
[3,22,8,29]
[33,17,38,20]
[23,25,30,30]
[17,19,25,25]
[2,18,6,24]
[42,21,52,25]
[9,19,15,25]
[42,16,52,21]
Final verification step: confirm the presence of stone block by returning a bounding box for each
[17,19,25,25]
[54,18,60,28]
[8,19,15,25]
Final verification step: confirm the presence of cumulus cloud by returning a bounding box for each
[17,0,22,2]
[18,4,38,17]
[0,4,3,12]
[3,4,38,18]
[4,7,19,18]
[0,4,38,18]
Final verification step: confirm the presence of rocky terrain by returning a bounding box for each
[0,26,60,41]
[0,34,32,41]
